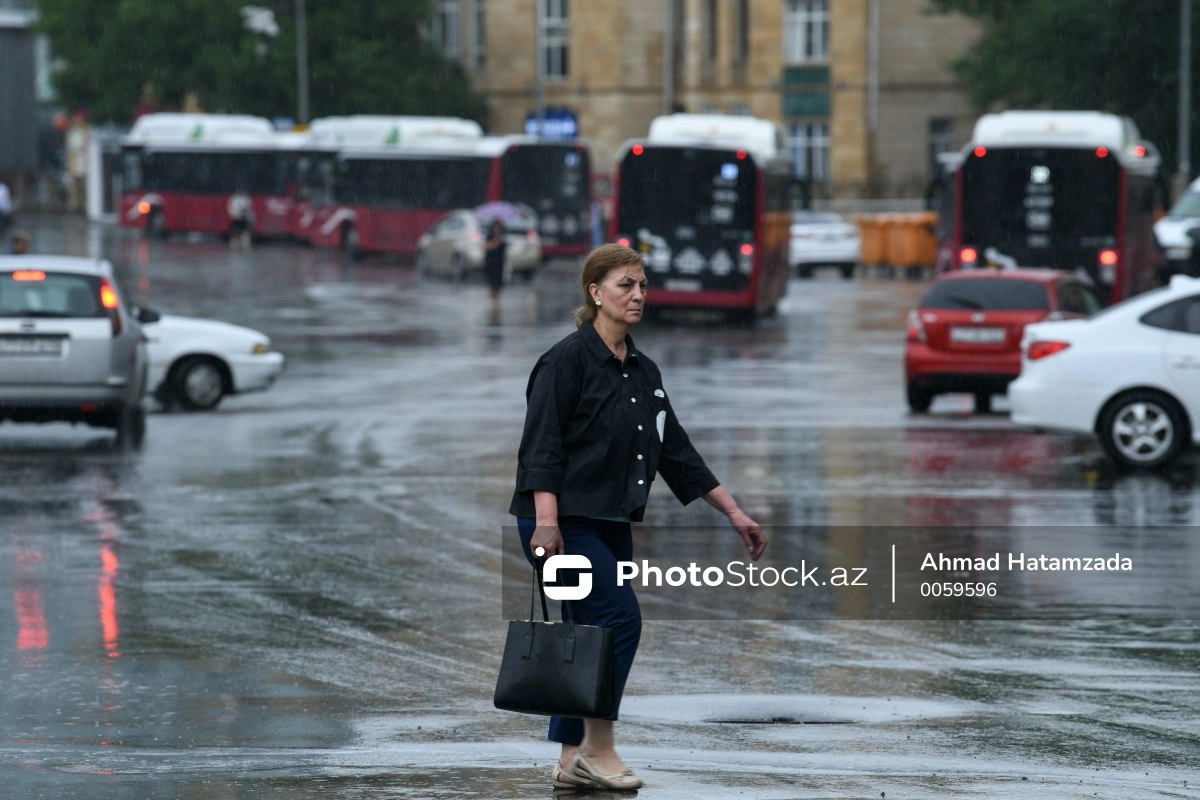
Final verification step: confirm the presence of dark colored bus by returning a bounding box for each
[612,114,792,315]
[936,111,1161,304]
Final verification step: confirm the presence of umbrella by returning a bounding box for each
[473,201,530,222]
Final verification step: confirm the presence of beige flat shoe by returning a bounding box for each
[552,757,599,790]
[572,753,644,790]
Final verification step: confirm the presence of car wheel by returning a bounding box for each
[974,393,993,414]
[1098,390,1187,469]
[114,402,146,450]
[171,356,226,411]
[907,382,933,413]
[342,224,359,259]
[840,263,857,280]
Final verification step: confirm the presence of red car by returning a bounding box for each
[905,268,1103,413]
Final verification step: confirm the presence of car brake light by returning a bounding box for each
[99,280,122,337]
[12,270,46,282]
[1027,340,1070,360]
[527,230,537,242]
[907,310,926,343]
[470,229,482,243]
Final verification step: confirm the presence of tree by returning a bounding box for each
[929,0,1190,172]
[35,0,486,126]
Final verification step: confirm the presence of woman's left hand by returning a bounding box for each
[729,509,767,560]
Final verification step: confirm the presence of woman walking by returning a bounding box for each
[484,219,507,314]
[508,243,767,791]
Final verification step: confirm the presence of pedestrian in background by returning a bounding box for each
[508,243,767,791]
[484,219,507,314]
[9,230,32,255]
[227,186,255,249]
[0,180,12,234]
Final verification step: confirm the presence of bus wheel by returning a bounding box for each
[342,224,360,259]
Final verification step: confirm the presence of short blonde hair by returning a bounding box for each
[573,243,645,327]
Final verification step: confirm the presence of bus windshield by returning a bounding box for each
[619,147,756,236]
[125,148,289,196]
[334,156,490,209]
[961,148,1119,268]
[501,145,589,212]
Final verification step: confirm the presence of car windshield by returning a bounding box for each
[1168,190,1200,218]
[792,212,844,225]
[920,278,1050,311]
[0,272,105,318]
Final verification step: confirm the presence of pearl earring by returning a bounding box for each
[595,300,601,307]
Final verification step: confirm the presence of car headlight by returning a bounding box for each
[252,342,269,355]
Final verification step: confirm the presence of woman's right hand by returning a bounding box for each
[529,524,564,560]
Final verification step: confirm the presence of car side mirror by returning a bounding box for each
[136,306,161,324]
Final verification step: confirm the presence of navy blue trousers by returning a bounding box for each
[517,516,642,746]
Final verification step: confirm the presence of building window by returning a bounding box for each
[929,118,955,177]
[472,0,486,69]
[784,0,829,64]
[539,0,570,80]
[703,0,718,85]
[432,0,461,60]
[733,0,749,82]
[790,122,830,182]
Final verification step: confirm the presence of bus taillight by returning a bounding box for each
[1099,249,1118,284]
[1096,147,1109,158]
[632,144,644,156]
[960,247,978,265]
[739,243,754,273]
[1135,145,1147,157]
[973,146,987,158]
[736,149,747,160]
[617,236,631,248]
[137,201,152,215]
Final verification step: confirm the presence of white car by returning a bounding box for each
[1154,176,1200,277]
[137,308,285,411]
[789,211,861,279]
[1010,274,1200,469]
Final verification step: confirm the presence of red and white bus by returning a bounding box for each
[297,116,485,256]
[476,136,594,258]
[935,110,1162,304]
[612,114,792,315]
[120,113,295,239]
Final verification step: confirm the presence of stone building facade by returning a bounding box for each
[431,0,981,200]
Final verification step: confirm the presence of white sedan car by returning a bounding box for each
[1010,274,1200,469]
[789,211,861,279]
[137,308,285,411]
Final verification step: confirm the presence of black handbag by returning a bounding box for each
[493,561,615,718]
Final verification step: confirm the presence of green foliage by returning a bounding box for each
[35,0,487,125]
[928,0,1190,170]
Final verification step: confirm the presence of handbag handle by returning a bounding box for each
[530,559,551,622]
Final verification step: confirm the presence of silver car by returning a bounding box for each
[416,205,544,281]
[0,256,148,447]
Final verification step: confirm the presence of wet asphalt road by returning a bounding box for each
[1,216,1198,799]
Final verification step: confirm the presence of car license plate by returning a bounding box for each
[950,326,1005,344]
[0,336,64,356]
